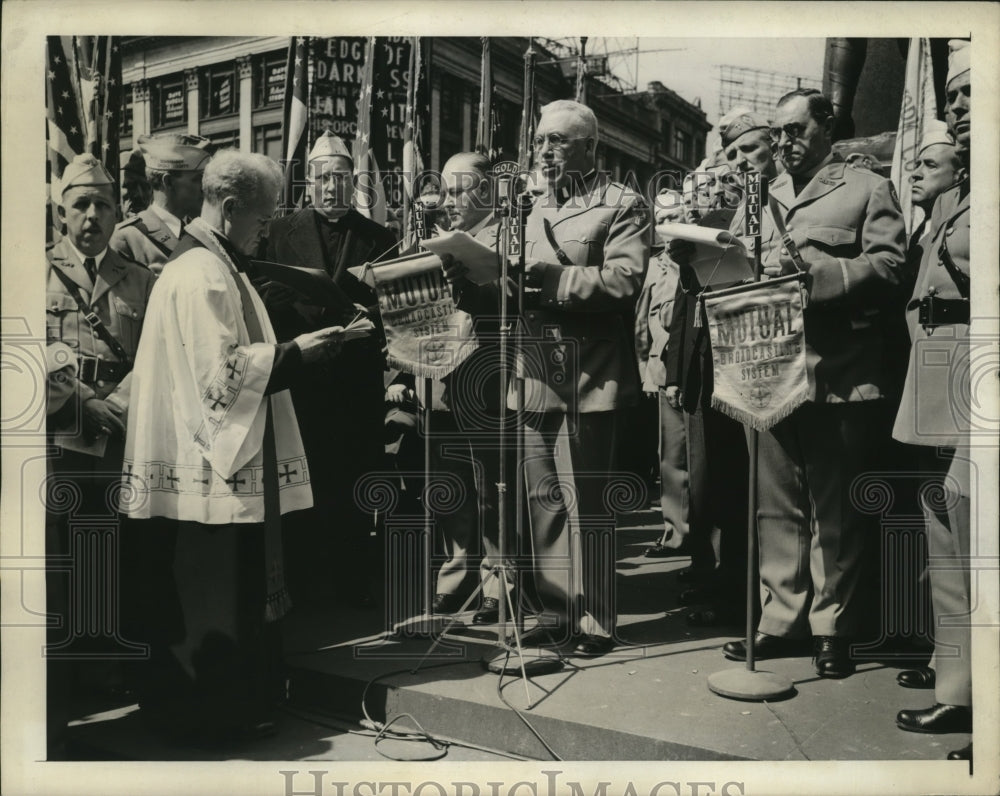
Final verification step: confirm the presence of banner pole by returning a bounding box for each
[708,171,793,701]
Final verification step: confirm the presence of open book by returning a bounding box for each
[656,223,755,288]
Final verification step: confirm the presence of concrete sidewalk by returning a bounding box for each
[62,508,966,762]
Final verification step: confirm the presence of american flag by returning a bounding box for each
[46,36,122,197]
[475,37,500,160]
[400,37,424,251]
[353,36,388,226]
[281,36,311,213]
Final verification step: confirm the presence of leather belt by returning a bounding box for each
[77,355,130,383]
[915,295,970,328]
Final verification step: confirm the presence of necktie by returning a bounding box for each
[83,257,97,283]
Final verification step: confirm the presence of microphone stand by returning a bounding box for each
[412,176,561,707]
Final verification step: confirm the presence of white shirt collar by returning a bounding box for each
[150,202,185,239]
[64,239,108,272]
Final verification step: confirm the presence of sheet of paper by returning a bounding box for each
[656,222,755,288]
[418,229,500,285]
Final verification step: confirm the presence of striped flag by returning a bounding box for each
[281,36,310,213]
[46,36,121,197]
[891,38,938,237]
[475,37,499,159]
[353,36,388,226]
[400,37,424,251]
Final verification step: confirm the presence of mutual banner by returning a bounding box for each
[366,252,478,379]
[703,274,809,431]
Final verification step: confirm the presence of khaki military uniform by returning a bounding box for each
[110,207,181,274]
[518,172,651,639]
[893,182,971,707]
[46,237,156,446]
[744,157,907,639]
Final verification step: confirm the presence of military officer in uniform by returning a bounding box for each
[720,89,907,678]
[450,100,650,657]
[893,40,973,762]
[110,133,212,273]
[45,154,156,750]
[258,131,397,609]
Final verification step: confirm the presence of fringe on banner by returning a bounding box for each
[387,350,476,380]
[711,381,809,432]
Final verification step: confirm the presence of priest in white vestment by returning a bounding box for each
[121,150,347,743]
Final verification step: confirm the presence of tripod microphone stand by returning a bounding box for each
[412,172,562,708]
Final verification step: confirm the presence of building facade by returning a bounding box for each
[120,36,710,198]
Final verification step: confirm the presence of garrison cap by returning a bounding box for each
[59,153,114,196]
[309,130,353,164]
[917,119,957,156]
[946,39,970,87]
[719,106,770,147]
[123,149,147,177]
[138,133,212,171]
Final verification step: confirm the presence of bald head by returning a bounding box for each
[441,151,493,231]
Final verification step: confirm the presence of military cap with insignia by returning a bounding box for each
[718,106,770,147]
[58,153,115,197]
[137,132,213,172]
[309,130,353,164]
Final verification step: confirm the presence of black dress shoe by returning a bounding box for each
[897,666,936,689]
[430,593,464,614]
[472,597,500,625]
[813,636,855,678]
[947,742,972,761]
[722,632,809,661]
[573,634,614,657]
[897,703,972,734]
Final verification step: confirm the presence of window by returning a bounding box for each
[206,129,239,152]
[673,128,691,164]
[201,64,239,119]
[253,123,283,161]
[151,75,186,130]
[255,50,287,109]
[120,86,133,138]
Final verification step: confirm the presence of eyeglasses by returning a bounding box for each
[769,123,808,143]
[532,133,588,151]
[444,178,486,200]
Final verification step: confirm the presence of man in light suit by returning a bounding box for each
[451,100,650,657]
[110,133,212,273]
[893,40,973,762]
[721,89,907,677]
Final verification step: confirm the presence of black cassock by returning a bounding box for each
[258,208,398,606]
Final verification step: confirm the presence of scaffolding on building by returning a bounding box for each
[717,64,822,118]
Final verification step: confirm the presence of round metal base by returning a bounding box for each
[707,667,796,701]
[485,647,564,676]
